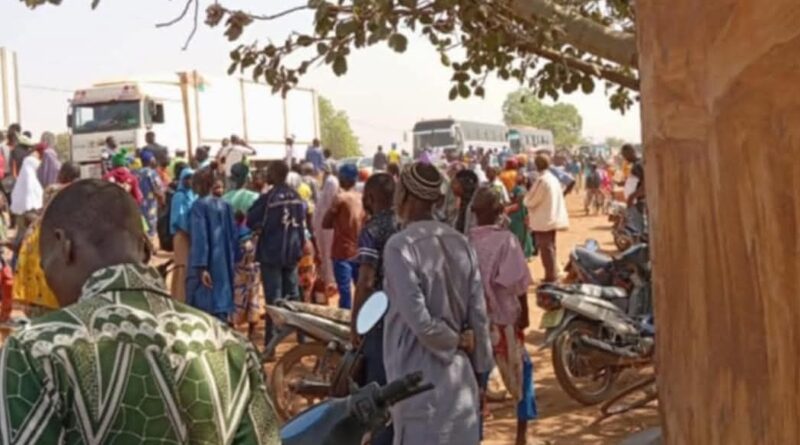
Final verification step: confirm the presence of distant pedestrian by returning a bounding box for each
[584,162,603,214]
[142,131,169,170]
[137,151,165,237]
[486,166,511,204]
[285,136,295,167]
[524,154,569,283]
[452,169,480,234]
[186,166,241,321]
[313,161,339,296]
[322,163,363,309]
[169,167,196,302]
[305,138,325,173]
[373,145,388,171]
[101,136,118,175]
[219,134,256,181]
[103,151,143,205]
[387,143,401,166]
[37,132,62,188]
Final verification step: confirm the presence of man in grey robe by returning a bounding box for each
[383,162,493,445]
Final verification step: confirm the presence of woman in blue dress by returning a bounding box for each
[137,151,164,237]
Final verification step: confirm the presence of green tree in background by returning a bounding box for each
[503,89,583,147]
[319,96,360,159]
[604,136,627,149]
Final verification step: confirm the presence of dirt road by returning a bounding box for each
[482,193,658,445]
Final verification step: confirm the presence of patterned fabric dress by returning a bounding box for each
[0,263,279,444]
[137,166,163,237]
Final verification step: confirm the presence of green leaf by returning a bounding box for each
[399,0,417,7]
[336,20,358,38]
[333,55,348,76]
[440,53,451,66]
[388,33,408,53]
[580,77,595,94]
[317,42,329,55]
[449,86,458,101]
[297,35,314,47]
[458,84,470,98]
[475,86,485,98]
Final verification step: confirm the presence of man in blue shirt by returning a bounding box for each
[305,138,325,173]
[247,160,306,356]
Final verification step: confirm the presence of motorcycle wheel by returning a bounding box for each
[552,320,619,406]
[270,342,343,421]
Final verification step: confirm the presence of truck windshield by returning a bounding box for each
[72,101,141,134]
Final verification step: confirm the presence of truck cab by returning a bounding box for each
[68,84,165,178]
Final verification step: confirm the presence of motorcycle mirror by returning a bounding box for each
[356,291,389,335]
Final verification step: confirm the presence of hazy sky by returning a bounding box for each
[1,0,641,154]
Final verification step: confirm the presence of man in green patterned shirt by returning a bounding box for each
[0,179,280,444]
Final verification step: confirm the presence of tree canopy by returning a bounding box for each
[319,96,361,158]
[502,89,582,147]
[22,0,638,111]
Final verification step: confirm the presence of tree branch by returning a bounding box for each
[524,45,639,90]
[510,0,637,67]
[156,0,196,28]
[181,0,200,50]
[248,5,309,21]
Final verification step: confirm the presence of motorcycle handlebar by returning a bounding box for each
[376,372,434,406]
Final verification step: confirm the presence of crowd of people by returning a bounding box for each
[0,121,645,445]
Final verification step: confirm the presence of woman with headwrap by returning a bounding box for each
[506,172,534,259]
[10,151,43,240]
[12,162,81,318]
[452,169,480,234]
[222,162,259,216]
[499,158,519,193]
[170,167,196,302]
[137,150,164,237]
[102,150,143,205]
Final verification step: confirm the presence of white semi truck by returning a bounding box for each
[68,71,320,177]
[0,48,21,130]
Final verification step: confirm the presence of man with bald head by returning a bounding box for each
[0,179,279,444]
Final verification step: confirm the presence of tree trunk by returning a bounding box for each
[637,1,800,444]
[511,0,637,68]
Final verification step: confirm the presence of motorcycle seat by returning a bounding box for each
[574,247,614,270]
[573,283,628,299]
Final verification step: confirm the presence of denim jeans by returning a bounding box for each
[361,323,393,445]
[260,263,299,349]
[333,259,359,309]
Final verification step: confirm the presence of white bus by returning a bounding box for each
[412,119,507,159]
[507,125,555,155]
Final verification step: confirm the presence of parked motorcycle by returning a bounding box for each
[564,242,650,299]
[536,279,653,405]
[281,372,433,445]
[608,202,648,252]
[265,301,352,420]
[280,291,424,445]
